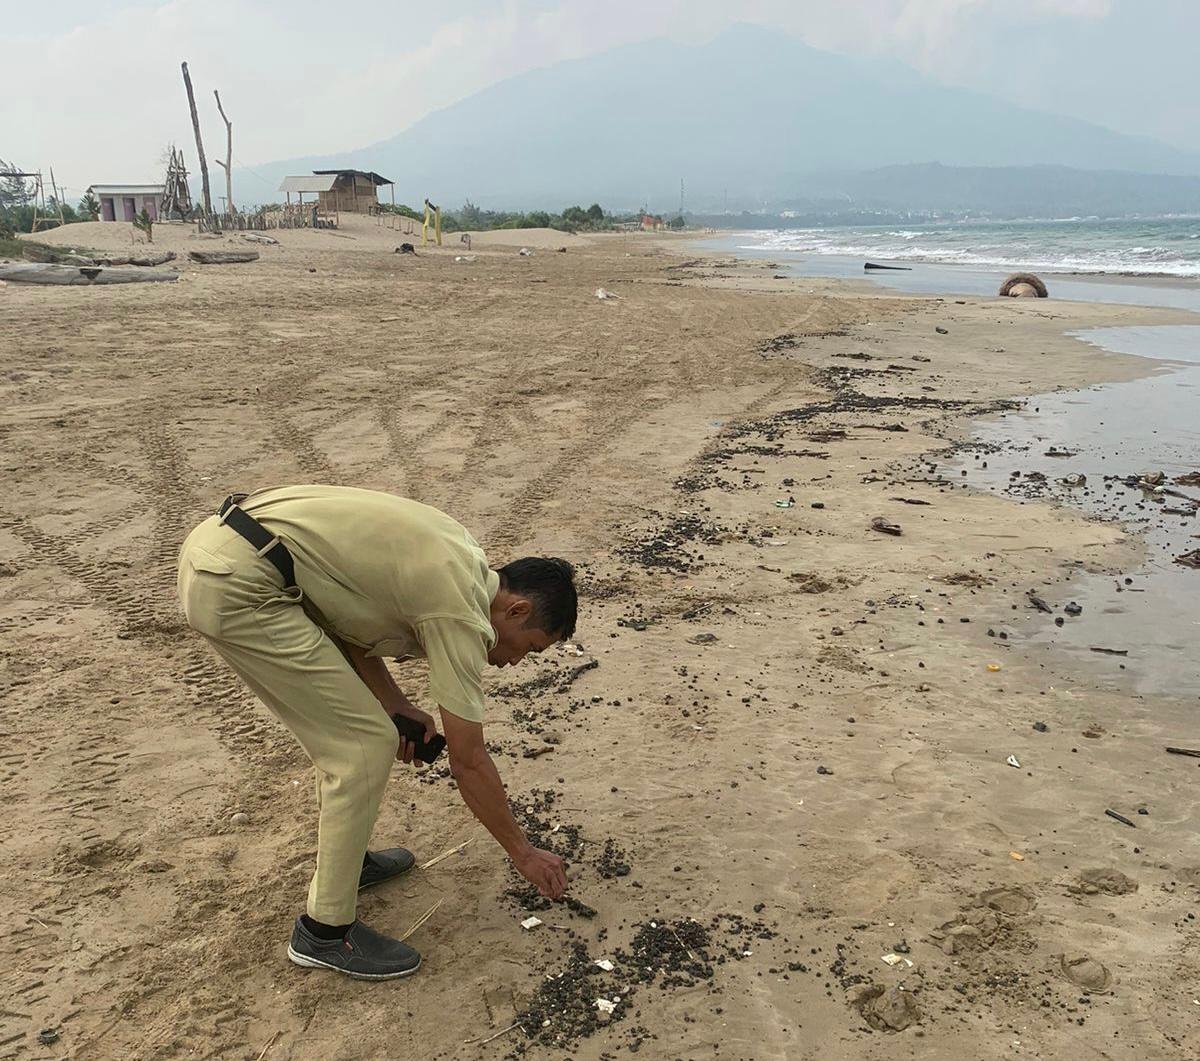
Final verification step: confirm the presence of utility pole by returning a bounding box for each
[679,177,685,217]
[181,62,212,216]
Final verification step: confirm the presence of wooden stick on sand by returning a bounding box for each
[399,898,444,941]
[471,1021,521,1046]
[420,838,474,869]
[254,1031,281,1061]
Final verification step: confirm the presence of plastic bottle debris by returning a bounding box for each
[593,958,615,972]
[518,247,532,256]
[775,499,794,508]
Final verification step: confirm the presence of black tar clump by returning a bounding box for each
[514,941,631,1050]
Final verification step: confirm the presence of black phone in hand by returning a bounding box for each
[392,713,447,764]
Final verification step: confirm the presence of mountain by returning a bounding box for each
[236,24,1200,212]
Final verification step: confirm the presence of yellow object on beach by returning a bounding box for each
[987,663,1002,672]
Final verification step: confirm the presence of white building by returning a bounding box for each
[88,184,166,222]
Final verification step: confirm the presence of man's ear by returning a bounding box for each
[507,598,533,621]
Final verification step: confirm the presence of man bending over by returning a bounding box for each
[177,485,574,979]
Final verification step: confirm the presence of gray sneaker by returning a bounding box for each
[287,917,421,980]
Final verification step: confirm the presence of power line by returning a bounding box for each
[233,155,277,188]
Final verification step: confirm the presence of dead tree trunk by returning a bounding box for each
[0,263,179,285]
[213,89,233,215]
[181,61,212,217]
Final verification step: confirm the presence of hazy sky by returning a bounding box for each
[5,0,1196,201]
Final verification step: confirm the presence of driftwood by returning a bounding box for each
[23,247,177,268]
[187,249,259,265]
[96,251,178,267]
[0,263,178,286]
[240,233,278,245]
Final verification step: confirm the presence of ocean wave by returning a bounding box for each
[741,226,1200,277]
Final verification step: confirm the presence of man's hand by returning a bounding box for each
[390,704,438,765]
[440,708,570,900]
[514,845,568,899]
[341,642,435,766]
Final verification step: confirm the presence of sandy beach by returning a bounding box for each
[2,218,1199,1060]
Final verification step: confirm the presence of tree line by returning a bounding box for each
[378,200,684,233]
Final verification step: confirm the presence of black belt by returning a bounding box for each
[217,494,296,588]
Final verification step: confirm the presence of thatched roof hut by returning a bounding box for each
[999,272,1048,298]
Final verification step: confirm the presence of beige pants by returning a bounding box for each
[177,515,399,924]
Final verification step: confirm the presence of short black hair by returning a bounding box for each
[498,557,578,639]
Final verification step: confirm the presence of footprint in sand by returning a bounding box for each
[1176,866,1200,891]
[1058,953,1113,994]
[1070,868,1138,896]
[979,885,1036,916]
[852,984,921,1032]
[929,887,1035,954]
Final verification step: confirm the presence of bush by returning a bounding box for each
[133,208,153,242]
[434,201,625,234]
[378,202,425,223]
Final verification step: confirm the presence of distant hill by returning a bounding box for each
[235,24,1200,213]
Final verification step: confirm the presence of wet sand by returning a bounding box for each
[2,220,1200,1060]
[940,326,1200,697]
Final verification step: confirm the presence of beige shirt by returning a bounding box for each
[242,485,499,722]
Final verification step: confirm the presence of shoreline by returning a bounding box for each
[691,227,1200,287]
[3,220,1199,1059]
[676,233,1199,698]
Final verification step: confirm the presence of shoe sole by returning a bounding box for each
[287,945,421,980]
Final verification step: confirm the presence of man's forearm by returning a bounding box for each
[344,642,408,713]
[452,753,531,860]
